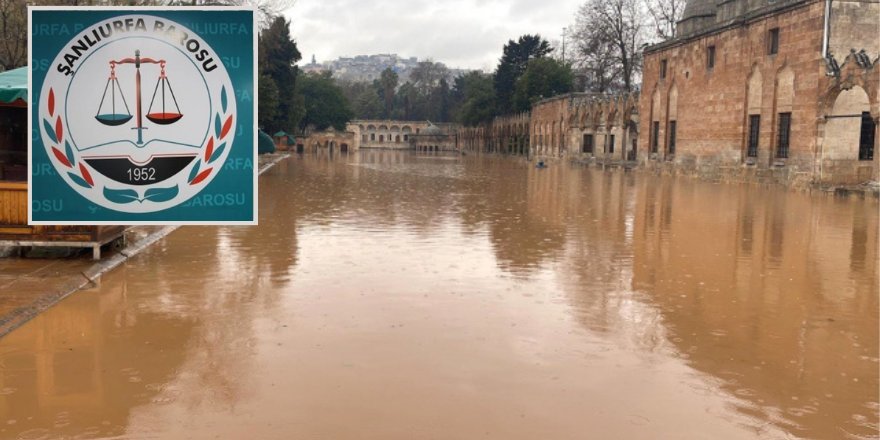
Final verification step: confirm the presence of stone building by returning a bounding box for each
[640,0,879,185]
[458,94,639,163]
[458,113,530,155]
[409,122,457,151]
[531,93,639,163]
[347,120,458,150]
[295,127,356,154]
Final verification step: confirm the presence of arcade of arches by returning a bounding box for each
[348,120,457,150]
[293,129,355,155]
[461,0,878,187]
[286,0,877,188]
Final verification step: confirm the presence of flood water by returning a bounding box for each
[0,150,877,439]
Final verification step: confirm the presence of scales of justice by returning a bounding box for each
[95,49,183,145]
[83,49,201,186]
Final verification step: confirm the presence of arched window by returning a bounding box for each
[825,86,873,162]
[650,88,661,154]
[746,66,763,159]
[667,84,678,156]
[774,67,794,159]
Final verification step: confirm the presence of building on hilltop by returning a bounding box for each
[303,54,468,84]
[639,0,879,186]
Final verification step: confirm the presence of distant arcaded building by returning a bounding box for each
[640,0,879,186]
[348,120,458,150]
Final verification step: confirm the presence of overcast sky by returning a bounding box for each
[282,0,583,72]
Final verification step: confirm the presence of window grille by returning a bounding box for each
[651,121,660,153]
[747,115,760,158]
[859,112,875,161]
[583,134,593,153]
[776,112,791,159]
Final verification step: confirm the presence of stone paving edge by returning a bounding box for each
[0,153,290,339]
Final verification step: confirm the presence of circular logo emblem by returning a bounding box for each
[39,15,236,213]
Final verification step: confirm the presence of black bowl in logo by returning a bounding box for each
[84,155,197,186]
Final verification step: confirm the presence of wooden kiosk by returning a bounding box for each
[0,67,125,259]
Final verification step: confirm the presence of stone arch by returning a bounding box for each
[391,125,400,132]
[607,105,619,131]
[649,88,662,153]
[747,65,763,114]
[823,86,873,160]
[378,125,388,131]
[665,83,679,155]
[775,66,795,113]
[667,83,678,121]
[402,126,412,133]
[367,124,376,131]
[772,66,795,158]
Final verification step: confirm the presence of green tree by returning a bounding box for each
[0,0,26,70]
[258,16,301,133]
[453,71,496,126]
[298,71,353,131]
[378,67,398,118]
[512,58,573,113]
[394,82,419,120]
[494,35,552,114]
[354,87,383,119]
[338,80,383,119]
[426,77,450,122]
[410,60,449,94]
[257,73,279,130]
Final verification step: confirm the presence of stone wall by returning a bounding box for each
[457,113,530,155]
[457,94,638,163]
[639,0,879,186]
[296,129,356,154]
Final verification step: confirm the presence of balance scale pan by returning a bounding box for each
[146,113,183,125]
[95,114,133,126]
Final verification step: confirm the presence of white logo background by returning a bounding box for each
[39,15,235,213]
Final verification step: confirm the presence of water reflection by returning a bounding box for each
[0,150,875,439]
[630,179,878,439]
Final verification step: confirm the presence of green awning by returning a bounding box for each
[258,129,275,154]
[0,67,27,105]
[273,130,287,137]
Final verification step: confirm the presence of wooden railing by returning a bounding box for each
[0,181,27,227]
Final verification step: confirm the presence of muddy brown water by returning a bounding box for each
[0,151,877,439]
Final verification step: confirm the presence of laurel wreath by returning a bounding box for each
[44,88,95,189]
[187,85,234,186]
